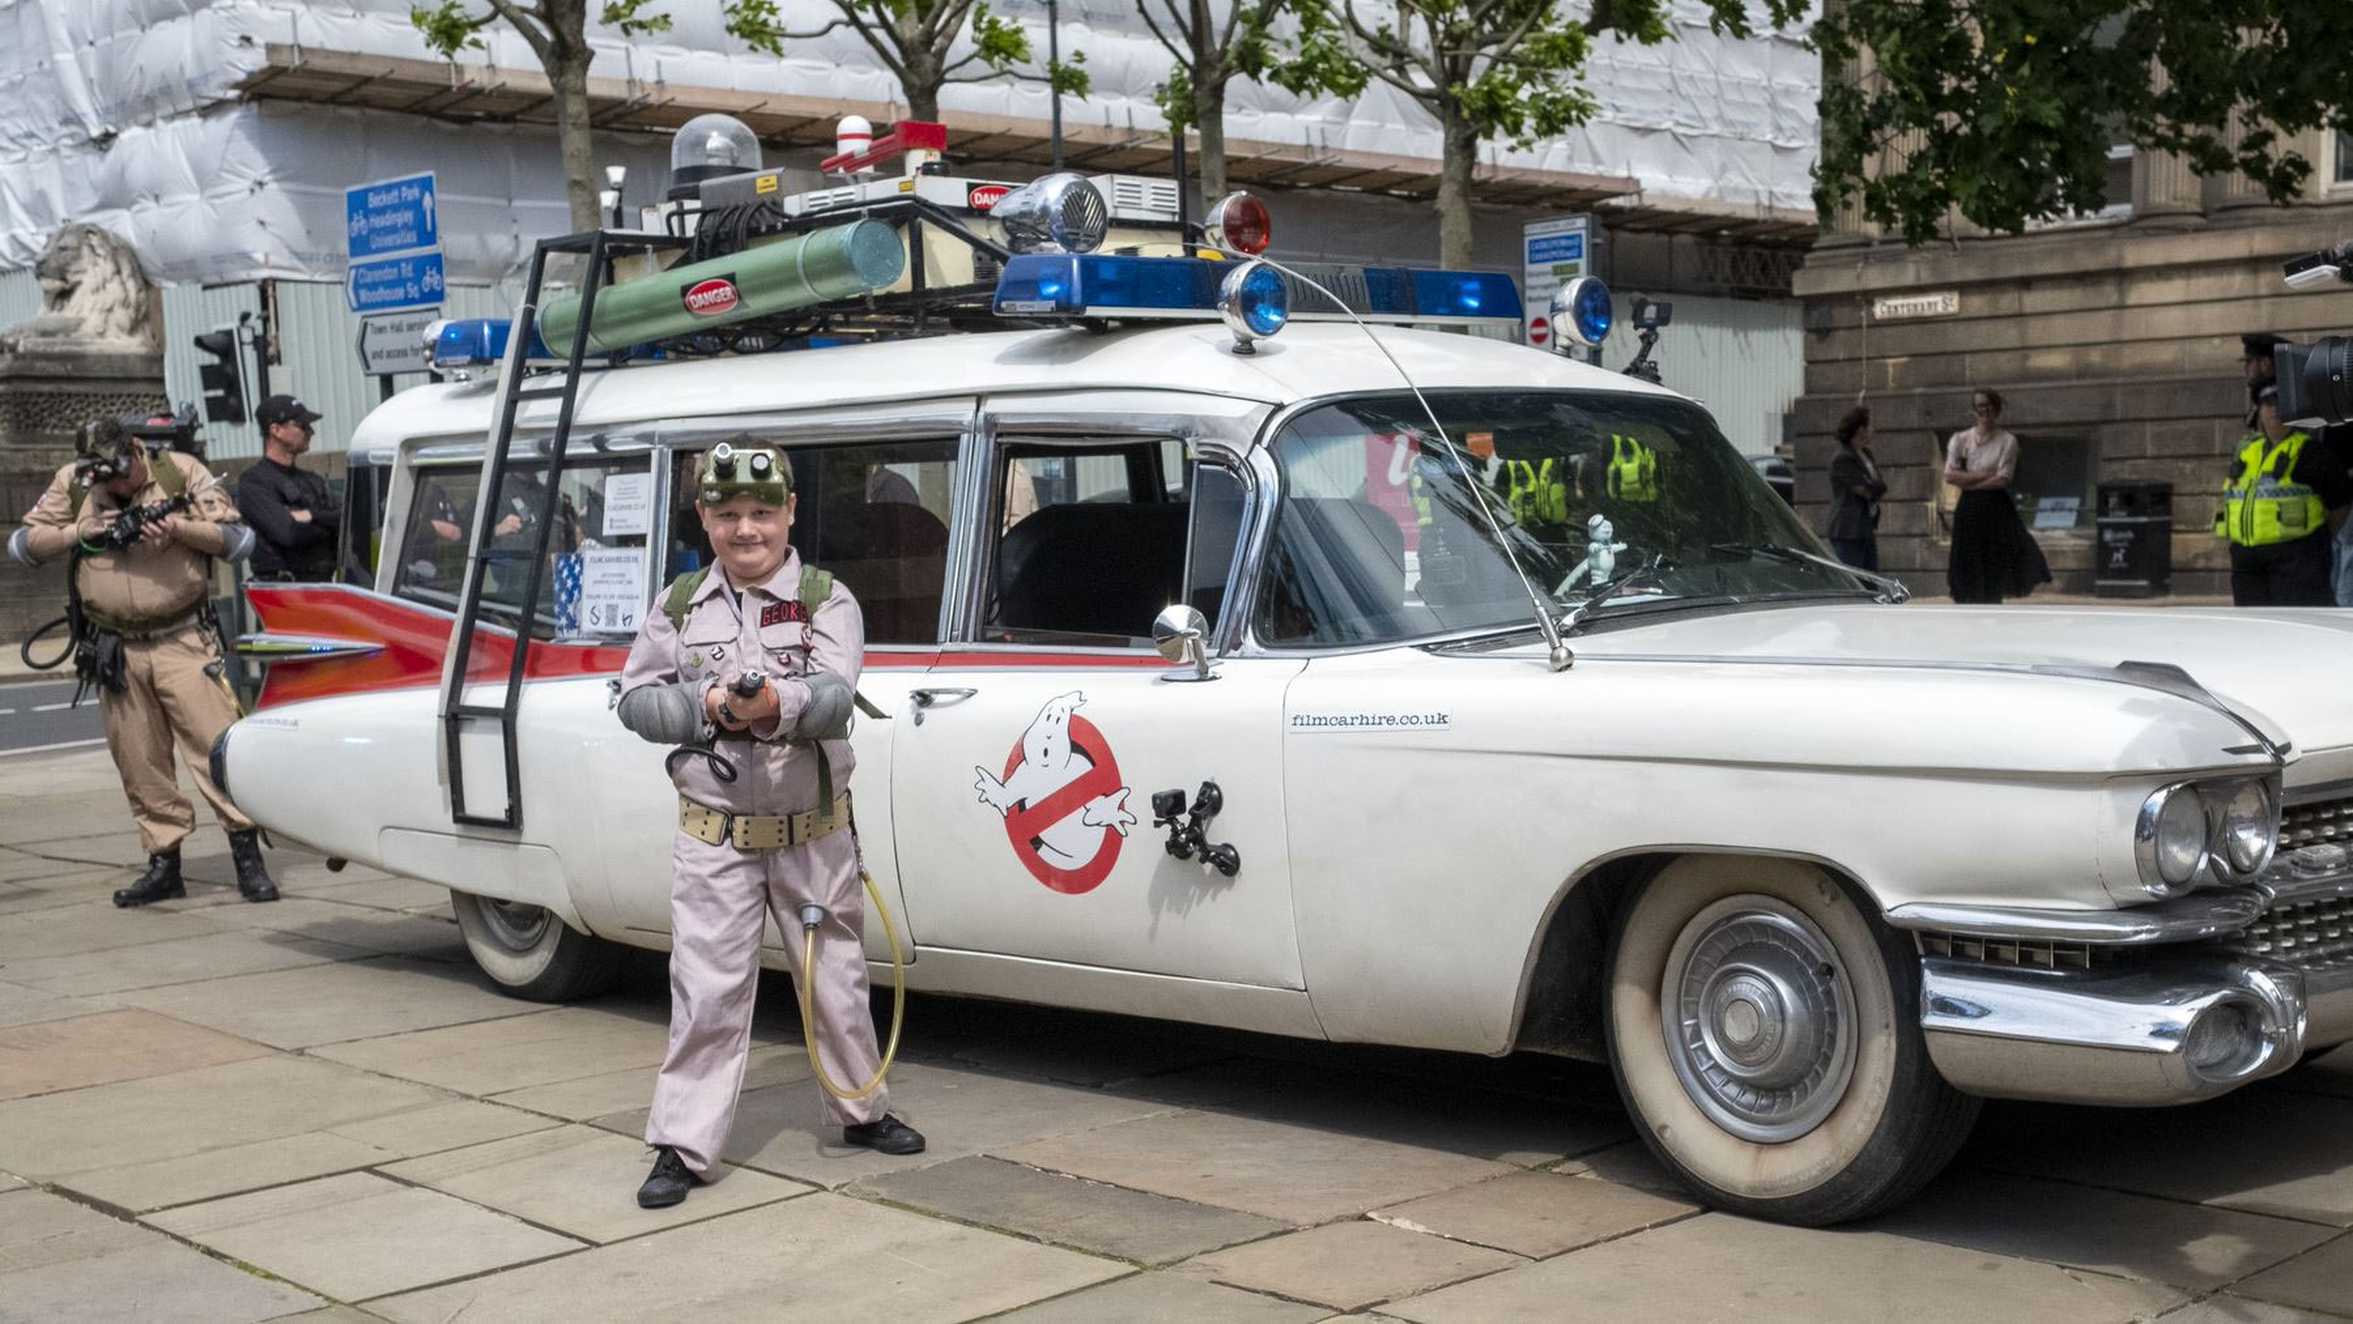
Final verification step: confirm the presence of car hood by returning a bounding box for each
[1569,603,2353,760]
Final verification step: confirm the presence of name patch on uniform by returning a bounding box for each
[760,601,808,627]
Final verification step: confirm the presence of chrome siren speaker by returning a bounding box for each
[992,173,1110,255]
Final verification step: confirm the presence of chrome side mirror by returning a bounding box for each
[1151,604,1216,682]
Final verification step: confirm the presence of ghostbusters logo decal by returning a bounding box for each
[974,692,1138,894]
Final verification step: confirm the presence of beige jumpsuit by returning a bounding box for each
[14,453,254,853]
[617,551,887,1176]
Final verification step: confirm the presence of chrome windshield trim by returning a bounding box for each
[1884,892,2265,945]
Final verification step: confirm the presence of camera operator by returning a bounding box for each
[6,418,279,906]
[234,394,341,582]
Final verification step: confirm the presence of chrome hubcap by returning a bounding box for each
[479,898,552,951]
[1662,895,1857,1143]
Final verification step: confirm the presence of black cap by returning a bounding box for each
[257,394,323,426]
[2241,332,2290,360]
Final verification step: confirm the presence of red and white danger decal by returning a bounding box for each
[973,692,1137,895]
[967,184,1011,213]
[683,275,741,317]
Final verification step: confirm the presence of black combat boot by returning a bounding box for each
[113,851,185,908]
[228,830,279,903]
[637,1146,701,1209]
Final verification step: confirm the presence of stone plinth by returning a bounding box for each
[1,347,168,644]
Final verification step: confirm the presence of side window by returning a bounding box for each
[392,457,652,640]
[1183,464,1247,632]
[664,438,957,645]
[984,438,1195,645]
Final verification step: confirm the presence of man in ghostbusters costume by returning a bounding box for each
[616,439,922,1210]
[8,418,277,906]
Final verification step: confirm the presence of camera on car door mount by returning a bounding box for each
[2277,242,2352,428]
[1151,781,1241,878]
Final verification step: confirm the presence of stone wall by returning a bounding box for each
[0,348,167,643]
[1792,206,2353,599]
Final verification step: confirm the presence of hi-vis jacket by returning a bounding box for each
[2218,431,2328,547]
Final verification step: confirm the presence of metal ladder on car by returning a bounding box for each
[439,226,686,829]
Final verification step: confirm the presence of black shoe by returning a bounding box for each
[227,830,278,903]
[637,1146,700,1209]
[113,851,185,908]
[843,1114,925,1155]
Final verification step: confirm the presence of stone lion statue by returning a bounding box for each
[0,223,159,353]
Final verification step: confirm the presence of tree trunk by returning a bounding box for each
[903,68,941,124]
[1436,107,1479,270]
[550,51,599,233]
[1194,76,1227,202]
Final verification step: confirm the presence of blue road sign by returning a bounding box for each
[346,172,440,260]
[348,250,447,314]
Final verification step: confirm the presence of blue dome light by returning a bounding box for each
[1218,261,1288,349]
[1552,276,1613,351]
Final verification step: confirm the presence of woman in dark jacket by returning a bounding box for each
[1826,406,1887,570]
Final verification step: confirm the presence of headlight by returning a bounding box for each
[2216,779,2277,876]
[2136,783,2208,896]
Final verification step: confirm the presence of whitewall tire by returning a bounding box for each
[1605,855,1979,1225]
[450,891,625,1002]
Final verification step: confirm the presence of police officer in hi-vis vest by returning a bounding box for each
[615,439,922,1211]
[2217,384,2350,606]
[7,418,277,905]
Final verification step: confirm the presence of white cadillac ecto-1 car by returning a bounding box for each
[213,164,2350,1227]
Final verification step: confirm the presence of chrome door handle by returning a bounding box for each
[909,687,978,725]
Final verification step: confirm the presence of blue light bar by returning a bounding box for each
[993,255,1523,326]
[426,317,551,370]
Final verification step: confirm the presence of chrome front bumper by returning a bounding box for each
[1893,858,2352,1107]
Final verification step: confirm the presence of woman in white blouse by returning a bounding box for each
[1943,390,2049,603]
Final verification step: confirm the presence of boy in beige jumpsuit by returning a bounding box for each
[615,441,922,1210]
[7,419,277,906]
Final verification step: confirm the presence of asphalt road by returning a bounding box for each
[0,677,105,754]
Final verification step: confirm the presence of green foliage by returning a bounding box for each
[1815,0,2353,243]
[721,0,790,55]
[599,0,672,39]
[411,0,496,57]
[1145,1,1364,134]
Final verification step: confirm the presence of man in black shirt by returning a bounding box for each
[235,394,341,581]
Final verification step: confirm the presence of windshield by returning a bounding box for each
[1256,390,1873,647]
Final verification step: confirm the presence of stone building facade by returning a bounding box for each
[1790,133,2353,599]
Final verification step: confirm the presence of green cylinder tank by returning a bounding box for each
[537,219,905,353]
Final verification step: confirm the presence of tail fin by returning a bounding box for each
[241,583,626,709]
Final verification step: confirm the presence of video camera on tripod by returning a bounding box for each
[2275,242,2352,427]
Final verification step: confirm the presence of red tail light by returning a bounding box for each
[1207,191,1272,256]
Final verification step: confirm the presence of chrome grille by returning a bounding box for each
[2218,892,2353,970]
[2281,794,2353,850]
[1917,933,2098,971]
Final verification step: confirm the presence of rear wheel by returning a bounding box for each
[1605,855,1979,1225]
[450,891,625,1002]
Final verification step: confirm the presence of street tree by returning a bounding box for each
[787,0,1090,128]
[412,1,793,232]
[1315,0,1803,270]
[1138,0,1363,202]
[1814,0,2353,243]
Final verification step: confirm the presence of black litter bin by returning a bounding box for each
[2095,480,2172,598]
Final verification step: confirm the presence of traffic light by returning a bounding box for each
[193,326,246,424]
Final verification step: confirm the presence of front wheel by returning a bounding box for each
[450,891,625,1002]
[1605,855,1979,1225]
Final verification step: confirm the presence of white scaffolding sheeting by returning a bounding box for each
[1,0,1819,278]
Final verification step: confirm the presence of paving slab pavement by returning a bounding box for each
[185,897,470,963]
[1182,1219,1527,1313]
[384,1124,812,1244]
[992,1271,1329,1323]
[2161,1295,2353,1323]
[0,1007,272,1101]
[313,1003,672,1096]
[118,954,545,1049]
[999,1107,1523,1225]
[0,1188,324,1323]
[2233,1235,2353,1316]
[148,1170,585,1302]
[1973,1094,2353,1227]
[852,1154,1288,1266]
[490,1043,810,1122]
[1368,1168,1698,1259]
[1384,1211,2188,1323]
[370,1192,1127,1322]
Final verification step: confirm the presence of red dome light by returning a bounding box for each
[1207,191,1272,256]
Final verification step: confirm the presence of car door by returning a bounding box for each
[890,395,1306,990]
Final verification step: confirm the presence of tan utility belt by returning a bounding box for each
[679,792,852,851]
[82,608,202,642]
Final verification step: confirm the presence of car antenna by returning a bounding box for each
[1247,255,1576,672]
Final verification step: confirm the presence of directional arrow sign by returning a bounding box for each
[348,251,447,314]
[346,172,441,260]
[357,308,441,375]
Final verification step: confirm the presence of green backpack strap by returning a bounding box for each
[798,566,833,610]
[659,566,710,630]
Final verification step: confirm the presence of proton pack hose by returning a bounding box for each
[794,870,907,1103]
